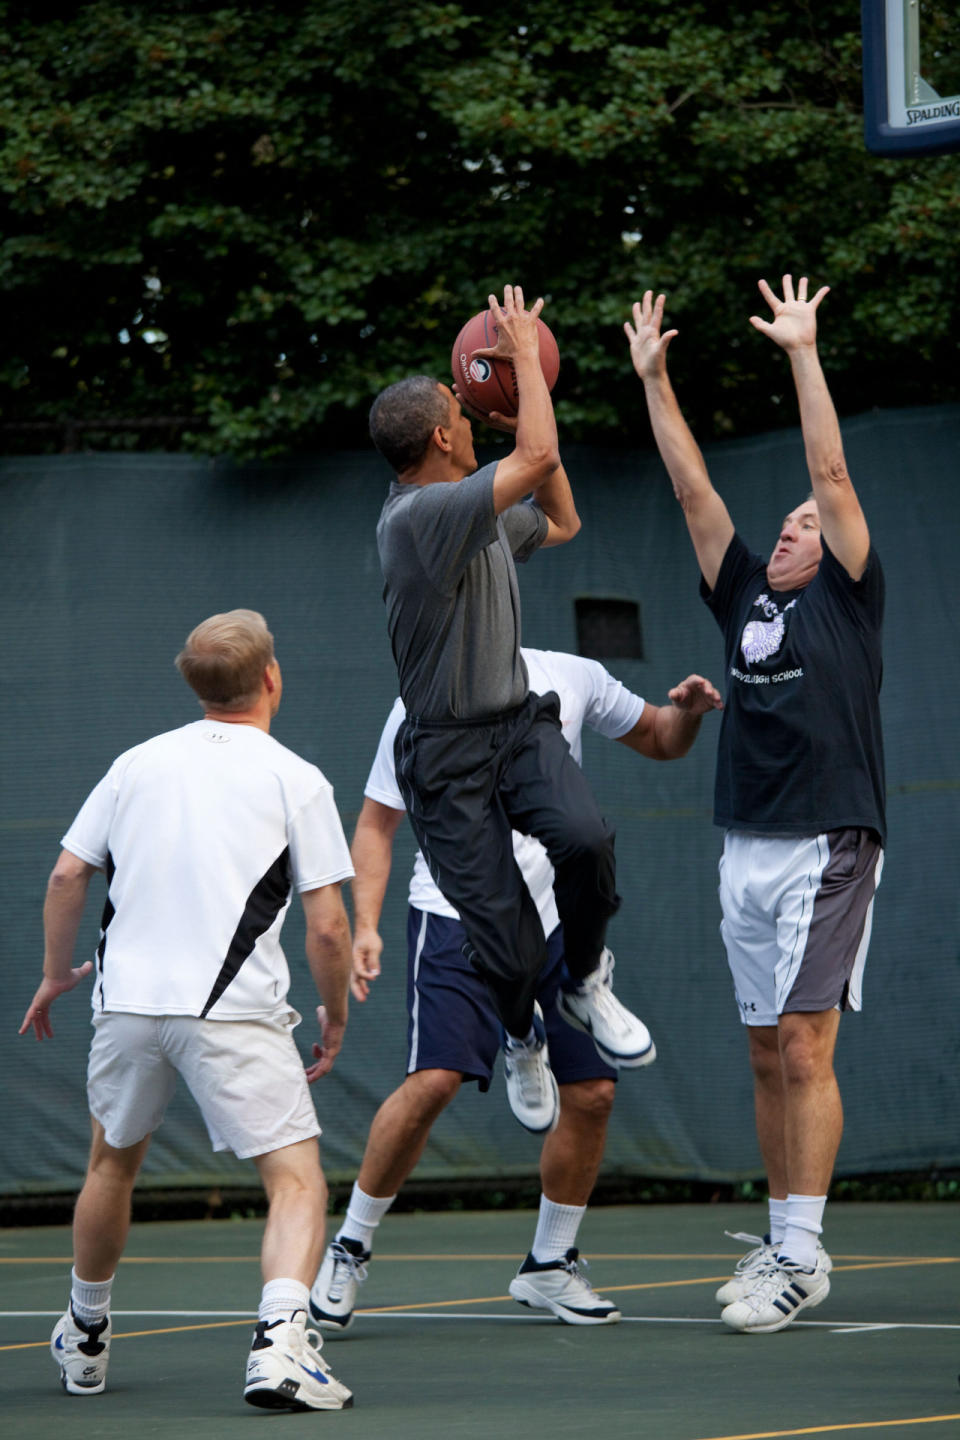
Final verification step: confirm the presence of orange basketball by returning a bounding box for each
[451,310,560,427]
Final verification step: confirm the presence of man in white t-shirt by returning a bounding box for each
[18,609,356,1412]
[309,649,721,1329]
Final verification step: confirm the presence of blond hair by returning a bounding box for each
[175,609,275,711]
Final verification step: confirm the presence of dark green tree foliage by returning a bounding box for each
[0,1,957,455]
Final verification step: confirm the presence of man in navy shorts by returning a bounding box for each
[626,275,885,1333]
[309,648,721,1328]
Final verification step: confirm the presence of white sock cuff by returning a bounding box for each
[785,1193,828,1235]
[259,1277,310,1323]
[70,1267,114,1322]
[531,1195,587,1263]
[341,1182,396,1249]
[767,1197,788,1245]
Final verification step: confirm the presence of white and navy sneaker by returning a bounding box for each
[715,1231,778,1304]
[50,1306,111,1395]
[509,1248,621,1326]
[308,1238,370,1332]
[716,1231,832,1305]
[503,1003,560,1134]
[721,1255,832,1333]
[244,1310,353,1410]
[557,949,655,1068]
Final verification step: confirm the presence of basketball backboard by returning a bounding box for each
[862,0,960,154]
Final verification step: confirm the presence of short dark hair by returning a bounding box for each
[369,375,449,473]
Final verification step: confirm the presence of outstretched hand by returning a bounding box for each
[624,291,678,381]
[749,274,829,353]
[18,962,94,1041]
[667,674,724,716]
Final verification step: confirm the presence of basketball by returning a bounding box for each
[451,310,560,427]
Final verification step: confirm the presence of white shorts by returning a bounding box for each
[718,828,884,1027]
[87,1008,321,1159]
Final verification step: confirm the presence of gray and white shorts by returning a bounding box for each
[87,1008,321,1158]
[718,828,884,1026]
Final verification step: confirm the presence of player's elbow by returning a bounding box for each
[48,851,95,894]
[308,912,351,952]
[807,445,851,492]
[556,510,582,542]
[521,440,562,478]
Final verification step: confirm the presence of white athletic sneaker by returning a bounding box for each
[721,1255,832,1333]
[509,1248,621,1326]
[308,1238,370,1331]
[244,1310,353,1410]
[502,1002,560,1134]
[556,949,655,1068]
[50,1307,111,1395]
[716,1232,833,1305]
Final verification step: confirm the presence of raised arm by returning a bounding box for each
[616,674,723,761]
[19,849,97,1040]
[474,286,580,547]
[625,291,734,591]
[349,796,405,1002]
[301,880,353,1079]
[749,275,870,581]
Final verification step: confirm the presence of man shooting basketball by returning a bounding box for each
[625,276,885,1334]
[371,285,652,1139]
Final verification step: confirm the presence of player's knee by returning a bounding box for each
[559,1077,615,1126]
[747,1028,781,1085]
[577,817,614,864]
[409,1068,462,1114]
[555,820,616,889]
[778,1011,839,1085]
[86,1127,149,1185]
[778,1029,832,1089]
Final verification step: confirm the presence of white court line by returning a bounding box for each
[3,1311,960,1331]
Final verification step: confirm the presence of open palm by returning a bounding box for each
[749,274,829,351]
[624,290,678,380]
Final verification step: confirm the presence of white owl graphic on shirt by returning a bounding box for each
[740,593,797,665]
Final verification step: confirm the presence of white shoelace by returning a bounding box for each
[724,1231,773,1277]
[328,1246,368,1299]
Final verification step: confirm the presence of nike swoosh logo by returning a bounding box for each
[299,1365,329,1384]
[55,1336,64,1351]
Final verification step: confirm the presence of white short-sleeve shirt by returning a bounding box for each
[63,719,354,1020]
[363,649,645,935]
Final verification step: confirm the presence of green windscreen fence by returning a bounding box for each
[3,404,958,1198]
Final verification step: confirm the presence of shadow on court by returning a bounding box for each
[1,1202,957,1440]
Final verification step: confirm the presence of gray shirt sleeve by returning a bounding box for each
[405,466,499,594]
[501,497,548,562]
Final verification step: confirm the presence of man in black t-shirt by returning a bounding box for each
[625,276,885,1334]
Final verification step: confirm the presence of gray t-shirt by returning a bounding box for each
[377,462,548,720]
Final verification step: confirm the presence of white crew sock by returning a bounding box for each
[70,1267,114,1325]
[259,1277,310,1324]
[339,1182,396,1253]
[779,1193,827,1270]
[531,1196,587,1263]
[768,1197,788,1248]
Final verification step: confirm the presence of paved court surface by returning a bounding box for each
[1,1202,957,1439]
